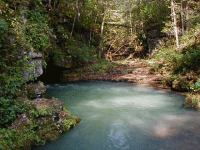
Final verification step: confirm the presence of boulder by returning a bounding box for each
[6,98,80,149]
[26,81,46,99]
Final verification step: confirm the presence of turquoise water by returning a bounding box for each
[34,81,200,150]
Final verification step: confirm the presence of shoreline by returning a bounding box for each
[62,60,188,96]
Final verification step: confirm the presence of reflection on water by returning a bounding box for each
[108,123,130,150]
[35,81,200,150]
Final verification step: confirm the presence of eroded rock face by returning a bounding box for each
[23,49,43,81]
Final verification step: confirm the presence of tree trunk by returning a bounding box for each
[76,0,80,22]
[89,29,92,47]
[98,3,107,59]
[130,11,133,36]
[49,0,51,8]
[70,13,77,37]
[147,38,151,54]
[186,0,189,32]
[171,0,179,49]
[129,0,133,36]
[70,0,80,37]
[181,0,184,35]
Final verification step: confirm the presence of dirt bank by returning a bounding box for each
[63,59,187,95]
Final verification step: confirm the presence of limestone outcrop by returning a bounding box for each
[21,49,43,81]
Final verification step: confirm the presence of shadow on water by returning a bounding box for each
[34,81,200,150]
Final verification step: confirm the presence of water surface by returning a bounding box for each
[35,81,200,150]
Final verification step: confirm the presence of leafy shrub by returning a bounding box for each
[175,44,200,73]
[0,59,28,128]
[0,123,42,150]
[0,64,26,98]
[87,59,115,72]
[25,9,51,53]
[184,93,200,109]
[189,78,200,93]
[0,128,16,150]
[69,41,96,67]
[0,18,8,48]
[0,98,23,128]
[61,119,76,132]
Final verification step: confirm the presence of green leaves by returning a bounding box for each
[175,44,200,73]
[0,18,8,48]
[70,41,93,67]
[25,9,51,52]
[190,80,200,92]
[0,63,26,97]
[0,97,23,128]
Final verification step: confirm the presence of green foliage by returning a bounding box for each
[0,18,8,48]
[0,63,26,98]
[104,25,131,53]
[61,119,75,132]
[0,98,23,128]
[189,81,200,93]
[79,0,102,31]
[184,93,200,109]
[142,1,169,30]
[0,58,27,128]
[0,98,80,150]
[0,122,42,150]
[69,39,96,67]
[175,44,200,73]
[87,59,115,72]
[24,103,53,117]
[25,10,51,52]
[0,0,53,128]
[131,0,169,40]
[0,128,16,150]
[150,17,200,93]
[153,42,200,75]
[148,62,164,74]
[121,69,133,75]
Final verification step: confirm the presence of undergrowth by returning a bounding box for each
[149,24,200,108]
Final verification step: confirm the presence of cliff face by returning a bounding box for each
[18,49,43,82]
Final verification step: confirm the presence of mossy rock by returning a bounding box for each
[0,98,80,150]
